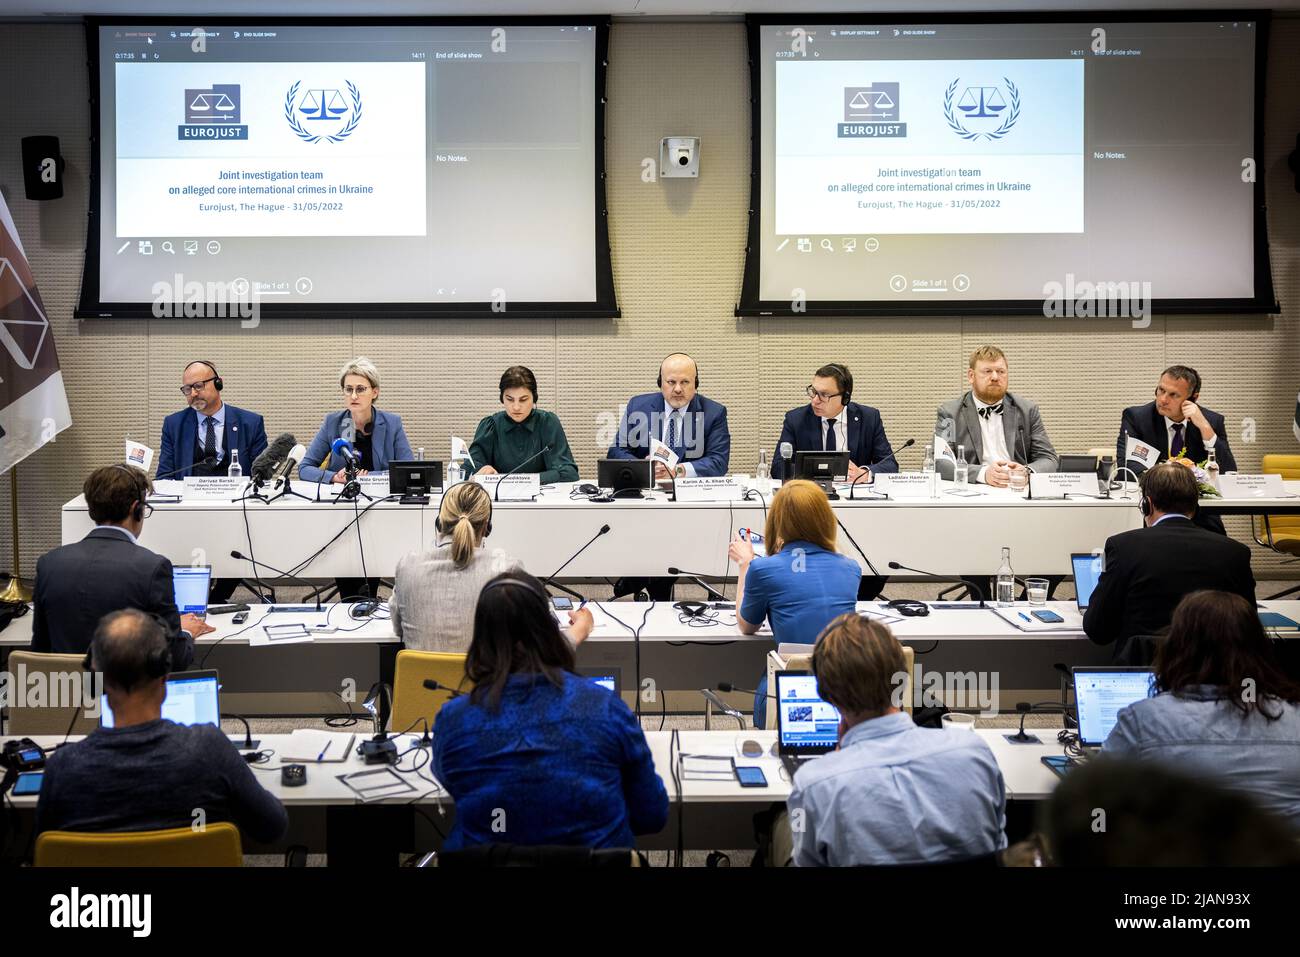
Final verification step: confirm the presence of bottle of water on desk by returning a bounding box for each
[227,449,242,478]
[755,448,770,492]
[922,441,938,497]
[447,459,463,485]
[954,444,969,487]
[1205,449,1219,491]
[996,547,1015,606]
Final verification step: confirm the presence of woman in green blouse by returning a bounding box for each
[470,366,579,484]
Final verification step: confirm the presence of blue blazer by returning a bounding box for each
[157,404,268,479]
[771,402,897,480]
[607,392,731,477]
[298,408,413,483]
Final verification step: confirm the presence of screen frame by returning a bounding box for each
[737,10,1276,317]
[78,15,619,320]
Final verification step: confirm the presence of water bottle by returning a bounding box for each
[922,442,938,497]
[417,447,425,461]
[447,459,463,485]
[954,444,969,487]
[227,449,242,479]
[996,547,1015,606]
[755,449,770,490]
[1205,449,1219,491]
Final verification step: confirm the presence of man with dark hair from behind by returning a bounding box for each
[1043,757,1300,866]
[1083,462,1255,659]
[36,609,287,845]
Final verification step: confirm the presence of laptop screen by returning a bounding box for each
[172,565,212,615]
[575,667,621,696]
[775,672,841,754]
[101,670,221,729]
[1073,668,1155,747]
[1071,553,1103,610]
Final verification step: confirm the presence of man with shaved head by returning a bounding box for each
[608,352,731,478]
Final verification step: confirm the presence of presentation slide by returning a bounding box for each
[83,21,613,315]
[743,16,1271,313]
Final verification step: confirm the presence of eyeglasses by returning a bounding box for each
[806,386,844,402]
[342,385,371,396]
[142,503,155,519]
[179,377,216,396]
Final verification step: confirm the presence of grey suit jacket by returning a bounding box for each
[934,392,1058,480]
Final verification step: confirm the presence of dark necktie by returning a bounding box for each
[824,419,837,451]
[204,416,217,460]
[1170,422,1185,456]
[669,412,681,450]
[977,403,1003,419]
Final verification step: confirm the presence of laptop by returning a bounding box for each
[775,670,841,778]
[1072,666,1156,751]
[576,666,622,696]
[1070,552,1103,611]
[172,565,212,616]
[101,670,221,730]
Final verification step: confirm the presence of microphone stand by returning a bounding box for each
[539,524,610,602]
[666,566,726,602]
[887,560,988,609]
[264,461,314,504]
[230,550,324,611]
[494,445,551,502]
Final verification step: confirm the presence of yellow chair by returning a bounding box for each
[5,651,99,735]
[391,650,469,734]
[1253,454,1300,598]
[35,822,243,867]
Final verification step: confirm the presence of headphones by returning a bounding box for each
[184,359,223,391]
[822,362,852,405]
[657,354,700,389]
[82,612,174,681]
[434,481,493,538]
[1139,495,1152,517]
[885,598,930,618]
[480,575,551,610]
[111,463,150,523]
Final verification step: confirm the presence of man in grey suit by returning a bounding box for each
[935,346,1058,486]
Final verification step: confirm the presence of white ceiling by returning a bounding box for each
[4,1,1297,18]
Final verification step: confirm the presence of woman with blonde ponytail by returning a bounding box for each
[391,482,522,651]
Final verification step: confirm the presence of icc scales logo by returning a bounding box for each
[284,80,362,143]
[943,77,1021,141]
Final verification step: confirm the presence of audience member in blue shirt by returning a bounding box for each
[1103,589,1300,826]
[729,479,861,727]
[786,613,1007,866]
[432,571,669,850]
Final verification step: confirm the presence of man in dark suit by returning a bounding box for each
[771,363,898,482]
[31,465,214,669]
[1116,364,1235,535]
[608,353,730,478]
[157,360,268,480]
[935,346,1058,485]
[1084,463,1255,661]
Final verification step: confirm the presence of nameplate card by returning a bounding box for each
[672,477,746,502]
[874,472,935,499]
[473,473,542,501]
[1218,473,1286,499]
[359,474,390,494]
[182,476,249,500]
[1029,472,1098,499]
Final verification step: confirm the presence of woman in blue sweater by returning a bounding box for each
[432,571,669,850]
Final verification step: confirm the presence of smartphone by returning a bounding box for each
[13,771,43,796]
[1031,610,1065,623]
[232,611,249,624]
[733,764,768,788]
[551,596,574,611]
[1040,755,1075,779]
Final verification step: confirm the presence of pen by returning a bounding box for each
[579,599,588,610]
[1018,612,1031,622]
[317,741,330,761]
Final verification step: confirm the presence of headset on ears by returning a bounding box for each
[823,362,852,405]
[111,463,149,523]
[480,575,550,608]
[657,354,700,389]
[434,481,493,538]
[1139,495,1152,517]
[185,359,223,392]
[83,614,173,679]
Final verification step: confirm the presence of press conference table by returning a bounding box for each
[1,728,1066,861]
[61,478,1169,579]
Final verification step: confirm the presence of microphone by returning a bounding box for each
[887,560,987,608]
[851,437,915,500]
[331,437,359,470]
[701,689,746,728]
[1004,701,1069,745]
[778,441,793,481]
[220,712,261,751]
[835,517,885,581]
[422,678,466,698]
[666,566,725,602]
[154,456,216,481]
[229,550,324,611]
[272,443,307,487]
[251,432,295,484]
[493,445,551,501]
[717,681,776,699]
[540,524,610,597]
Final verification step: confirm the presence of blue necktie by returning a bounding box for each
[1170,422,1185,457]
[669,412,681,450]
[824,420,836,451]
[204,417,217,459]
